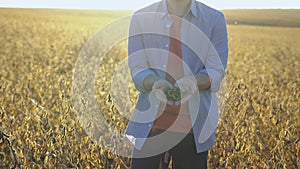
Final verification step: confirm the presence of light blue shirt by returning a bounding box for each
[126,0,228,153]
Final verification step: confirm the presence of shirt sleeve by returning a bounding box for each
[199,12,228,93]
[128,13,156,92]
[211,12,229,71]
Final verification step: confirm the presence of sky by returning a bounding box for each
[1,0,300,10]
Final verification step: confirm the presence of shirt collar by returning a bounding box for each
[160,0,198,18]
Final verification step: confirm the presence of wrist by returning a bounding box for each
[195,73,211,90]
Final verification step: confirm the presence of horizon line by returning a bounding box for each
[1,6,300,11]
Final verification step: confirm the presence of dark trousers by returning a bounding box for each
[130,129,208,169]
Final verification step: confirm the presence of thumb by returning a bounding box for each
[153,89,167,103]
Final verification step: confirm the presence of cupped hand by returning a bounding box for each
[175,76,198,102]
[152,79,172,103]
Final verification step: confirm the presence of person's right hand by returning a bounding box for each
[152,79,172,91]
[152,79,172,103]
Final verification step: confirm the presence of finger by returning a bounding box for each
[188,83,197,94]
[177,82,188,93]
[152,82,162,90]
[153,89,167,103]
[162,80,172,89]
[153,80,172,90]
[153,81,165,90]
[174,81,180,88]
[181,92,192,103]
[191,80,198,93]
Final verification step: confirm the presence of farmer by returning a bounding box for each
[126,0,228,168]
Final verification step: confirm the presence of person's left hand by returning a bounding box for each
[152,79,172,104]
[175,76,198,100]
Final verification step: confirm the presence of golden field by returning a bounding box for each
[0,8,299,168]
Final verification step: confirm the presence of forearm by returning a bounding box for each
[143,74,161,91]
[194,73,211,90]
